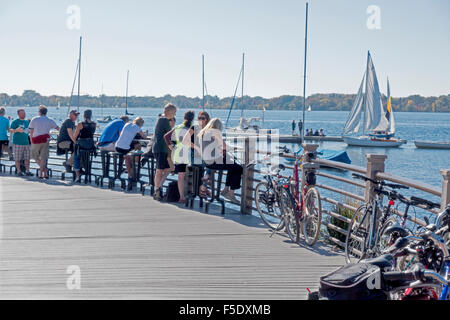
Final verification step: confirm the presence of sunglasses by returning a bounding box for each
[169,118,176,122]
[198,117,206,120]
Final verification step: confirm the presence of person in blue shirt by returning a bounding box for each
[98,116,129,152]
[0,107,12,160]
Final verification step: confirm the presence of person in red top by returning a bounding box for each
[29,106,59,179]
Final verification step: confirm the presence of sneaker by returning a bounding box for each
[25,172,34,177]
[17,172,25,177]
[222,191,240,205]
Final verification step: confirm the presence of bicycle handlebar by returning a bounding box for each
[383,267,449,286]
[352,173,409,190]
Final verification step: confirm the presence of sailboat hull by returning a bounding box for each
[344,136,406,148]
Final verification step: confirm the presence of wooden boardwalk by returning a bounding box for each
[0,175,344,300]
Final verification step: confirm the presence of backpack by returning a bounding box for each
[318,263,387,300]
[164,181,180,203]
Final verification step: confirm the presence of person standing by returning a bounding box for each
[29,106,59,179]
[152,103,177,201]
[0,107,12,160]
[10,109,33,176]
[164,111,195,204]
[57,110,79,172]
[292,120,296,136]
[298,120,303,137]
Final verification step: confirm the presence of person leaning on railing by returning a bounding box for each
[98,116,130,152]
[152,104,178,201]
[164,110,195,204]
[198,118,243,204]
[29,106,60,180]
[115,117,147,181]
[181,111,211,198]
[9,109,33,176]
[72,109,97,183]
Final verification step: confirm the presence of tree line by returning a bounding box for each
[0,90,448,112]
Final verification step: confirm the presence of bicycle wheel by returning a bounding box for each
[255,182,285,231]
[345,204,370,264]
[302,187,322,246]
[376,216,399,255]
[280,188,298,243]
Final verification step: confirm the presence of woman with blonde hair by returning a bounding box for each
[198,118,243,204]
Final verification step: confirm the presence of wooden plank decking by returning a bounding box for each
[0,175,344,300]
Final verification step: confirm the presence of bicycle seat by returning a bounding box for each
[382,225,409,238]
[361,254,394,269]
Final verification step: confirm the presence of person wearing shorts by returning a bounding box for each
[152,103,177,200]
[115,117,146,180]
[10,109,33,176]
[29,106,59,179]
[0,107,12,159]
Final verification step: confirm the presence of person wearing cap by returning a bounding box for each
[29,105,59,179]
[72,109,97,183]
[57,110,79,172]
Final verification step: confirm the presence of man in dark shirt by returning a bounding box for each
[152,103,177,200]
[57,110,79,171]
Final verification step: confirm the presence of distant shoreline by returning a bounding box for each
[1,91,448,113]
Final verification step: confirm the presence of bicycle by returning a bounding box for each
[254,162,289,230]
[281,150,322,246]
[345,173,411,264]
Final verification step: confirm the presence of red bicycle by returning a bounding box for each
[280,151,322,246]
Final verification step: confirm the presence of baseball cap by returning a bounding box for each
[70,110,80,116]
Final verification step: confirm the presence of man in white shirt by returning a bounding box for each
[29,106,59,179]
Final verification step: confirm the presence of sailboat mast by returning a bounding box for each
[362,51,370,136]
[77,36,82,112]
[101,83,104,118]
[301,2,309,143]
[125,70,129,113]
[241,53,245,118]
[202,55,205,111]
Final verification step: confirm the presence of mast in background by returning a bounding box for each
[202,55,205,111]
[77,36,82,112]
[241,53,245,119]
[301,2,309,143]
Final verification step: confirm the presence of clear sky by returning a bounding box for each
[0,0,449,98]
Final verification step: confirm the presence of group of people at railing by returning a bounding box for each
[0,104,244,205]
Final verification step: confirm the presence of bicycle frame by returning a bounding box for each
[439,262,449,300]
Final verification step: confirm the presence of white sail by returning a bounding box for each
[343,74,365,135]
[364,52,389,132]
[389,107,396,134]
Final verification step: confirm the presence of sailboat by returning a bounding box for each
[343,52,406,148]
[225,53,262,132]
[307,105,312,112]
[125,70,134,116]
[97,83,117,124]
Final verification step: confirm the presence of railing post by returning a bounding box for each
[441,169,450,209]
[241,137,255,215]
[365,154,387,202]
[301,144,319,190]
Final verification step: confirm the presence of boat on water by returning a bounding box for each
[97,115,117,124]
[282,146,351,165]
[343,52,406,148]
[414,141,450,150]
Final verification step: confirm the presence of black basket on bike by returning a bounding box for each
[306,171,316,186]
[317,263,387,300]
